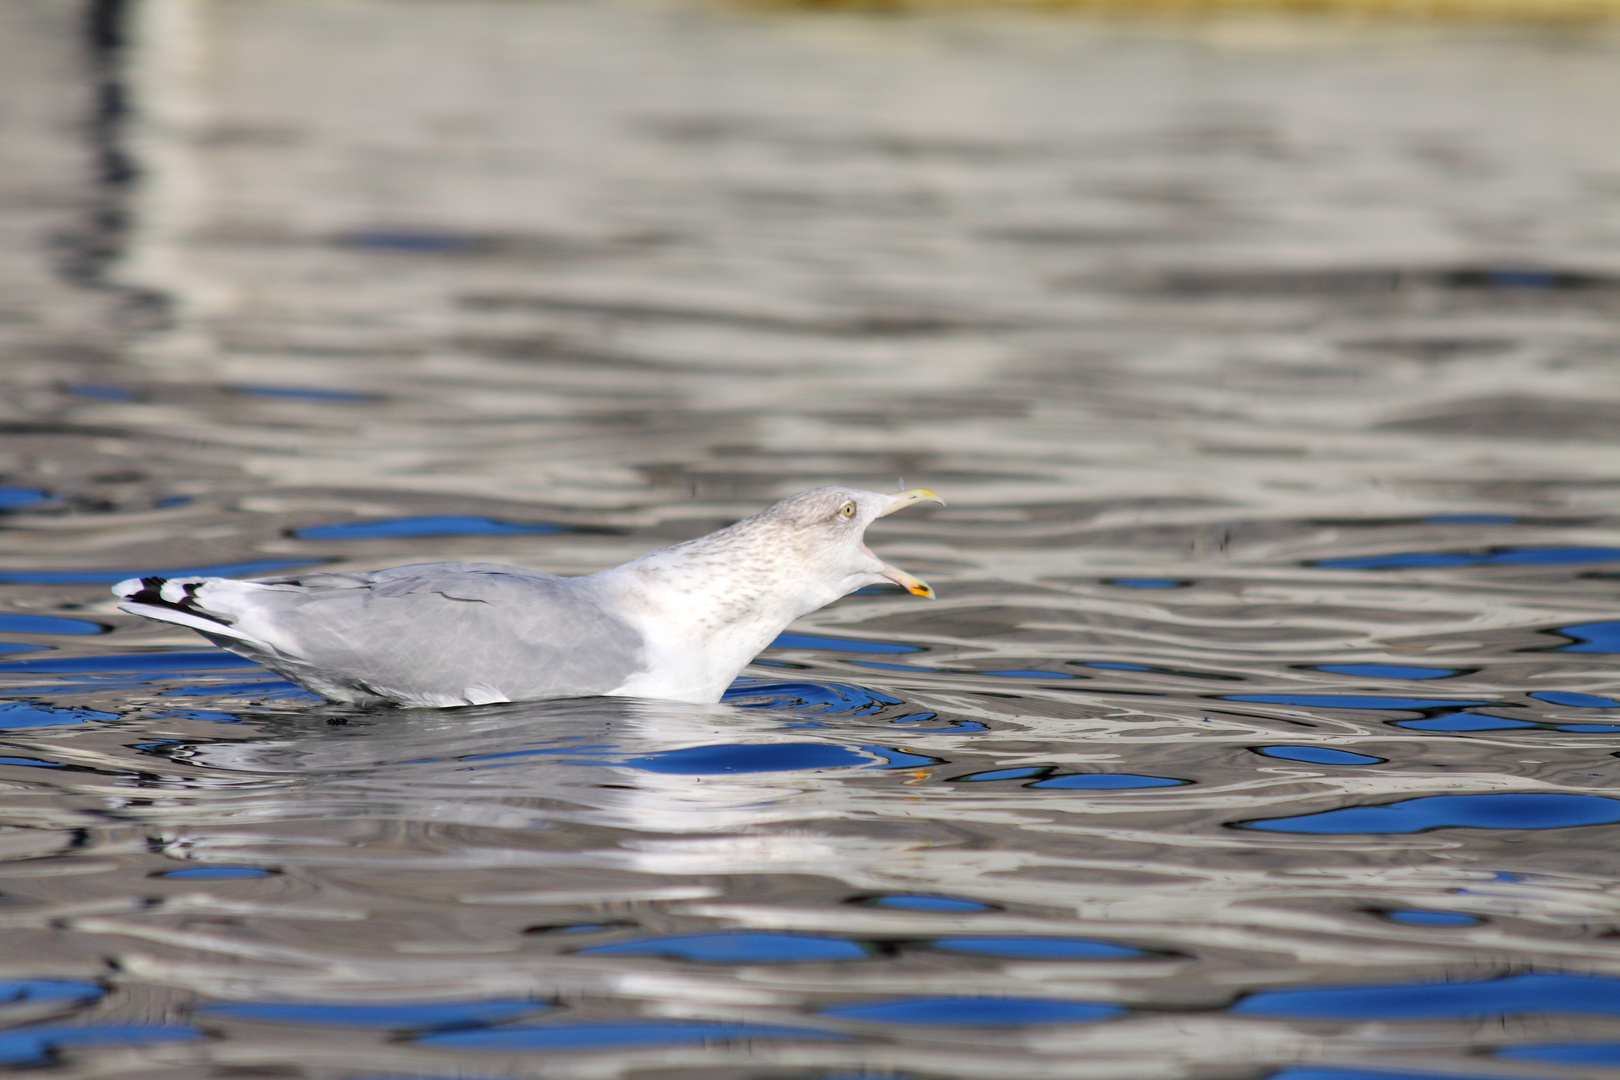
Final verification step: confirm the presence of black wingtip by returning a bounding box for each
[120,575,169,605]
[119,576,234,627]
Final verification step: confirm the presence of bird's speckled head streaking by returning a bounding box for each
[113,486,944,708]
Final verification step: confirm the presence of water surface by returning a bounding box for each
[3,0,1620,1076]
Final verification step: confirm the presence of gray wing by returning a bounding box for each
[124,563,646,706]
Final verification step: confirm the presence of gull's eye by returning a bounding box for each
[838,501,856,519]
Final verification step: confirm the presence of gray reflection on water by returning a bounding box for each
[3,0,1620,1076]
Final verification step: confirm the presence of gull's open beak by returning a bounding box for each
[878,488,945,517]
[874,488,943,598]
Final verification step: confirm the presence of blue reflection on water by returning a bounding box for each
[0,980,103,1006]
[1269,1067,1510,1080]
[1478,268,1562,287]
[69,383,137,401]
[862,746,940,768]
[157,866,272,880]
[340,229,486,253]
[932,937,1146,960]
[1233,972,1620,1019]
[0,650,262,674]
[0,559,316,585]
[1256,746,1384,765]
[724,679,901,715]
[293,515,568,540]
[0,702,118,730]
[1319,546,1620,570]
[419,1021,844,1052]
[0,756,64,768]
[1384,910,1480,927]
[577,932,868,963]
[1394,712,1536,731]
[821,996,1122,1025]
[0,488,51,510]
[233,383,374,402]
[1315,664,1455,680]
[856,894,995,912]
[1558,620,1620,652]
[1395,713,1620,734]
[161,680,308,698]
[0,1025,200,1068]
[0,614,105,635]
[1244,794,1620,834]
[200,999,546,1028]
[1028,773,1186,789]
[614,742,886,774]
[0,651,302,704]
[1530,690,1620,708]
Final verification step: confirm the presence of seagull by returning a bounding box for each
[113,486,943,708]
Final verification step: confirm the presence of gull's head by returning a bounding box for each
[748,486,944,601]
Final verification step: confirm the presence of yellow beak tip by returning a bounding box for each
[881,488,946,517]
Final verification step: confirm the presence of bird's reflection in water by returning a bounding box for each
[165,697,930,842]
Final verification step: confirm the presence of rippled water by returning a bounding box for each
[5,0,1620,1076]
